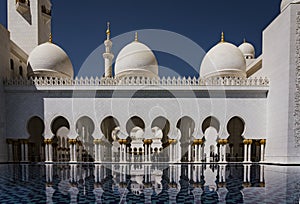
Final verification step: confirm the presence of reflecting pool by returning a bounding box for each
[0,163,299,203]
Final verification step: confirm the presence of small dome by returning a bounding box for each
[281,0,300,12]
[200,41,246,78]
[239,42,255,59]
[115,40,158,78]
[27,42,74,78]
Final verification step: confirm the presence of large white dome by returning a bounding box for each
[239,42,255,59]
[200,42,246,78]
[115,41,158,78]
[281,0,300,12]
[27,42,74,78]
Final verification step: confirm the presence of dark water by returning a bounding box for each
[0,163,299,203]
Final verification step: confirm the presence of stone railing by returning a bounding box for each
[3,76,269,87]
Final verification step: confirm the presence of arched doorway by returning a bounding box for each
[27,116,45,162]
[126,116,145,162]
[151,117,170,161]
[100,116,120,161]
[76,116,95,162]
[50,116,70,162]
[202,116,220,162]
[177,116,195,162]
[227,116,245,162]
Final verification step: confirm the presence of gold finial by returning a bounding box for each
[135,32,138,42]
[243,38,246,43]
[106,22,111,39]
[49,33,52,43]
[220,32,225,43]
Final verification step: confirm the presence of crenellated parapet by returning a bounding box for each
[3,76,270,87]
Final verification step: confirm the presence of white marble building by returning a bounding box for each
[0,0,299,164]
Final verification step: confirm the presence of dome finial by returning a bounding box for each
[135,32,138,42]
[220,32,225,43]
[49,33,52,43]
[243,38,246,43]
[106,22,111,40]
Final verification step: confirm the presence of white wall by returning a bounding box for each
[0,25,10,78]
[0,25,9,162]
[4,88,267,145]
[7,0,51,55]
[263,4,300,163]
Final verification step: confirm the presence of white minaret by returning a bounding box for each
[103,22,114,78]
[7,0,52,54]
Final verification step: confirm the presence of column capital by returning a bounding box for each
[218,139,228,145]
[94,139,103,145]
[260,139,266,145]
[23,139,29,144]
[243,139,252,145]
[144,139,153,145]
[68,139,77,145]
[193,139,203,146]
[118,139,127,145]
[44,139,52,144]
[168,139,177,145]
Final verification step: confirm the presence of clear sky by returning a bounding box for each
[0,0,282,77]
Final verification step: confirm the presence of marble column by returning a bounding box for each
[24,141,29,162]
[77,143,81,162]
[98,143,102,162]
[169,143,173,162]
[201,144,204,162]
[247,140,252,162]
[7,140,13,162]
[44,139,53,162]
[49,142,53,162]
[260,139,266,162]
[260,165,264,183]
[21,141,25,162]
[243,165,247,182]
[223,141,228,162]
[73,142,77,162]
[69,143,73,162]
[94,139,102,163]
[123,144,126,162]
[144,144,147,162]
[198,145,202,162]
[194,144,198,162]
[94,143,98,162]
[45,144,49,162]
[188,144,192,162]
[243,140,248,162]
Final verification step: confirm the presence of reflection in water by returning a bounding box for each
[1,164,300,203]
[43,164,265,203]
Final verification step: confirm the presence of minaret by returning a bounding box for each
[103,22,114,78]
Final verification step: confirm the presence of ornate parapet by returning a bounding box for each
[3,76,269,87]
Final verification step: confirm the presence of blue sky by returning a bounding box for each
[0,0,281,77]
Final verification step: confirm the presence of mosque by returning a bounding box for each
[0,0,299,165]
